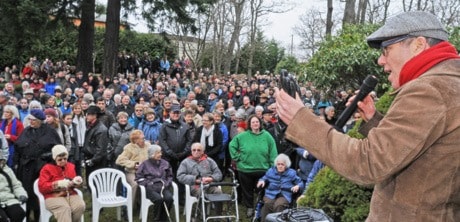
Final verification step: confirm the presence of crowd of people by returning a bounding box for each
[0,54,353,221]
[2,10,456,222]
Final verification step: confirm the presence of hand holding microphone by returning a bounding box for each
[335,75,378,129]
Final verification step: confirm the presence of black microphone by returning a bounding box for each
[335,75,378,129]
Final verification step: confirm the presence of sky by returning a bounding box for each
[127,0,322,58]
[262,0,318,56]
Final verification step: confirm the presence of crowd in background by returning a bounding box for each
[0,55,367,221]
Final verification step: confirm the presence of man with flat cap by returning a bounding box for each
[276,11,459,221]
[82,105,109,188]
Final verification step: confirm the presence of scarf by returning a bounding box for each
[200,125,214,148]
[1,118,16,167]
[399,41,460,87]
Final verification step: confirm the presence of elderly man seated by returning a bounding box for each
[177,142,223,219]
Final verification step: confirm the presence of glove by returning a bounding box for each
[303,150,309,159]
[85,160,94,167]
[72,176,83,185]
[18,195,27,204]
[56,179,71,188]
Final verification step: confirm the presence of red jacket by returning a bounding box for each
[38,163,78,199]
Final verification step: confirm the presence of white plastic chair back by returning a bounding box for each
[88,168,132,222]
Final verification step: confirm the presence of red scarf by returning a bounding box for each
[399,41,460,87]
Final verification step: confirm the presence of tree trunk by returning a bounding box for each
[326,0,333,36]
[102,0,121,79]
[357,0,368,24]
[343,0,357,25]
[223,0,245,74]
[76,0,95,78]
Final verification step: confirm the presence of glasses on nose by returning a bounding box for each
[380,35,412,56]
[192,149,203,152]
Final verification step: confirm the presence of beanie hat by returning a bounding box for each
[52,145,68,160]
[30,109,46,120]
[44,108,57,118]
[148,145,161,157]
[367,11,448,49]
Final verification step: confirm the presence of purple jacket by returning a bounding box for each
[135,158,173,191]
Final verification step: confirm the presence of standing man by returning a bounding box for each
[96,97,116,128]
[83,106,109,188]
[158,103,193,204]
[276,11,460,221]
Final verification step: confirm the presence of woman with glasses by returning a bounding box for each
[14,109,61,221]
[116,130,150,207]
[38,145,85,222]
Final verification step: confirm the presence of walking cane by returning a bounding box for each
[160,180,172,222]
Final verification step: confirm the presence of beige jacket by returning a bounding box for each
[286,60,460,221]
[115,142,150,173]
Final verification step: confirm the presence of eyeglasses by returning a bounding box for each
[56,157,68,162]
[380,35,412,56]
[192,149,203,152]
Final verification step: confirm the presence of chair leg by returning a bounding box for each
[127,203,133,222]
[92,207,100,222]
[186,202,193,222]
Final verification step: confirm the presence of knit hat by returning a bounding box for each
[44,108,58,118]
[367,11,448,49]
[30,109,46,120]
[52,145,68,160]
[148,144,161,157]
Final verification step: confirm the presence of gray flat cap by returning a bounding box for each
[367,11,448,49]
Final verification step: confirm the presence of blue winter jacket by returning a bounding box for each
[259,166,304,203]
[138,120,162,144]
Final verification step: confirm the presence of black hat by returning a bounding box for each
[86,105,101,115]
[171,103,181,112]
[262,109,274,115]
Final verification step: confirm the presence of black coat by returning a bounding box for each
[14,124,61,197]
[83,120,108,167]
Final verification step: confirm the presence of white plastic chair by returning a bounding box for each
[184,184,199,222]
[88,168,133,222]
[33,179,84,222]
[139,181,179,222]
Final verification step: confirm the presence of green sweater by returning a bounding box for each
[229,130,277,173]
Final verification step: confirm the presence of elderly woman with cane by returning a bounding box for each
[135,145,173,222]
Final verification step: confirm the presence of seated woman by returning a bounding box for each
[257,153,304,222]
[0,151,27,222]
[38,145,85,222]
[135,145,173,222]
[115,130,150,207]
